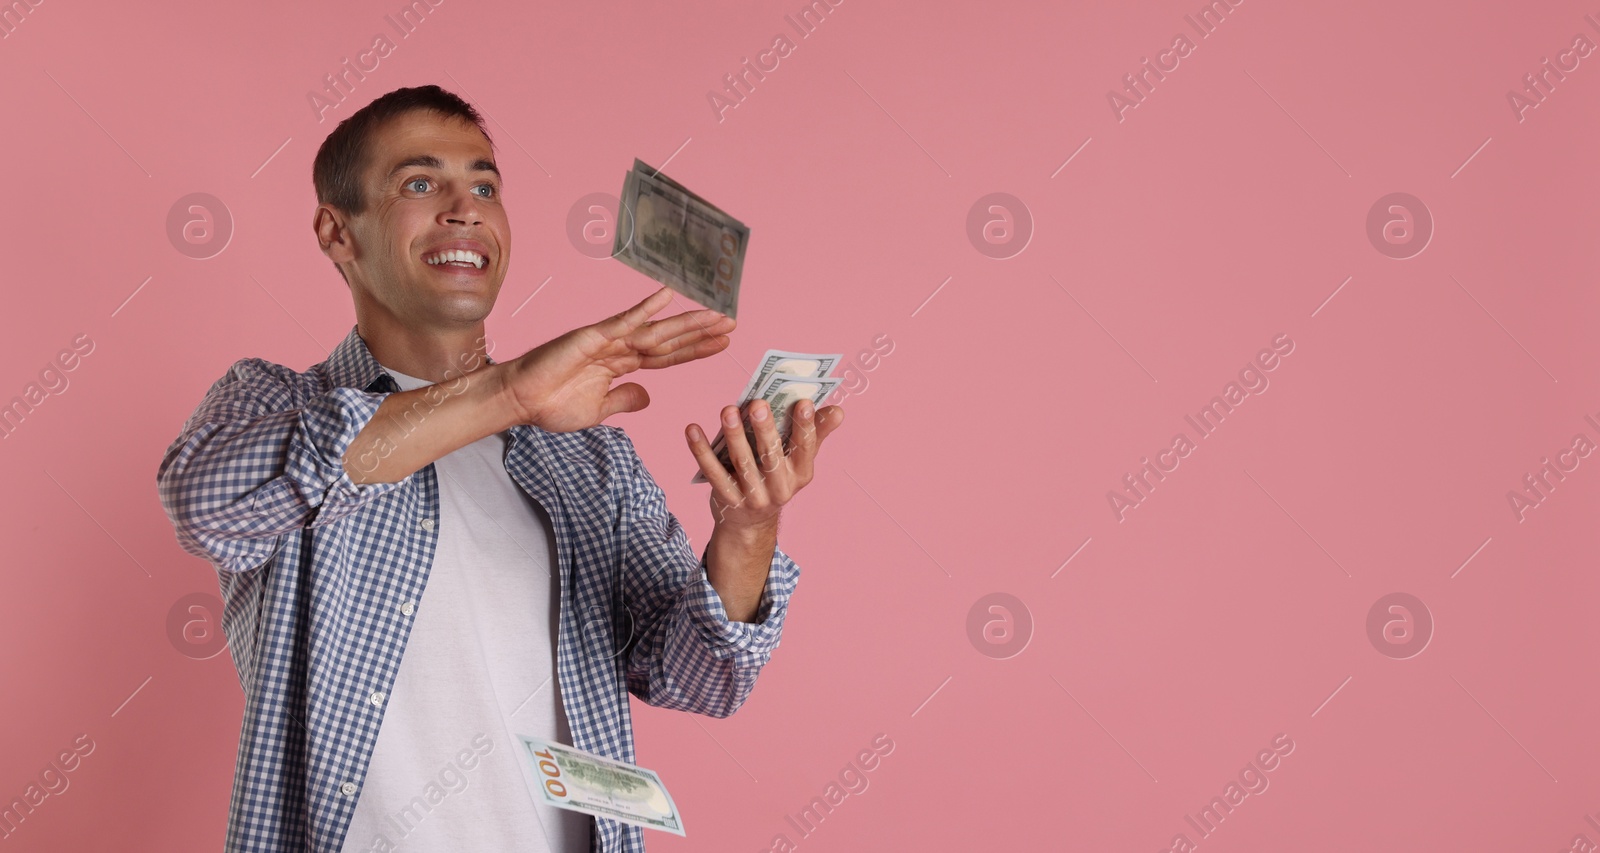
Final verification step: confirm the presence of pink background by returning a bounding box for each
[3,0,1599,850]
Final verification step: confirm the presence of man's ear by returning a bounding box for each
[314,205,356,267]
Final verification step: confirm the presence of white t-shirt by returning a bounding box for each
[339,366,592,853]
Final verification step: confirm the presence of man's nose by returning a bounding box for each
[440,188,484,225]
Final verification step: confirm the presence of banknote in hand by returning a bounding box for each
[692,350,843,484]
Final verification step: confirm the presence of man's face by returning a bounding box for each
[327,109,509,329]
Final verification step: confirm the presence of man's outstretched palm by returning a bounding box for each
[500,286,735,433]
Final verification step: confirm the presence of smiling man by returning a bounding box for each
[156,85,843,853]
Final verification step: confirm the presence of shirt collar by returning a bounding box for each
[324,324,501,395]
[325,326,394,393]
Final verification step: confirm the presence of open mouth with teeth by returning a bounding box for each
[423,249,488,270]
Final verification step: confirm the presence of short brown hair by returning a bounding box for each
[312,84,494,217]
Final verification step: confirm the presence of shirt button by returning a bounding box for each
[370,691,386,706]
[340,782,357,796]
[420,518,435,532]
[400,602,416,616]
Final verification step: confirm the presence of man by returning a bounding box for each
[157,84,843,853]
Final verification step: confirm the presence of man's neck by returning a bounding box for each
[357,315,491,385]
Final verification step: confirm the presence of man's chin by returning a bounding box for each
[421,291,499,326]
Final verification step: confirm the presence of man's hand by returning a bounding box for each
[498,286,735,433]
[686,397,843,621]
[686,397,845,530]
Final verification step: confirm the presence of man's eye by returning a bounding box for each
[406,178,431,193]
[474,184,497,198]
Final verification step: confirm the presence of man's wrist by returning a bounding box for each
[712,515,779,545]
[704,516,778,623]
[481,361,529,432]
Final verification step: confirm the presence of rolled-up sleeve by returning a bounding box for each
[610,427,800,718]
[682,548,797,664]
[156,359,410,573]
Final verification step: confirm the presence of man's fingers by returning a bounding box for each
[785,400,820,479]
[693,333,733,358]
[601,286,675,339]
[685,423,742,503]
[788,403,842,482]
[636,315,732,357]
[720,404,769,502]
[815,405,845,441]
[747,400,786,477]
[630,309,733,352]
[598,382,650,421]
[637,334,730,370]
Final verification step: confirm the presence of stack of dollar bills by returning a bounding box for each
[692,350,843,483]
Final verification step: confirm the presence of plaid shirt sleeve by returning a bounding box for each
[608,427,800,718]
[156,357,409,574]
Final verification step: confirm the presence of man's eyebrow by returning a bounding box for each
[386,154,501,183]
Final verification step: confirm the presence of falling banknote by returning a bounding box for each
[516,734,686,837]
[613,158,748,318]
[692,350,843,484]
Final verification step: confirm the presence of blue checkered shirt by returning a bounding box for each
[156,326,800,852]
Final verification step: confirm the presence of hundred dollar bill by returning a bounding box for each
[516,734,686,837]
[737,350,843,401]
[692,370,843,484]
[690,350,840,484]
[613,158,748,319]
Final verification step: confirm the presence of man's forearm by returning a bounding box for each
[342,365,518,485]
[703,520,778,623]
